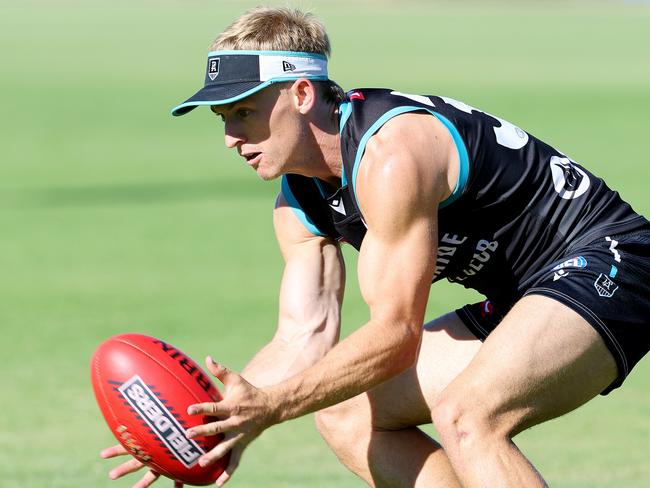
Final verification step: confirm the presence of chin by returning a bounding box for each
[255,166,282,181]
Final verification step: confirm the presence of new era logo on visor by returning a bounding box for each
[282,60,296,72]
[208,57,220,80]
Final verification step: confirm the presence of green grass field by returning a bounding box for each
[1,1,649,486]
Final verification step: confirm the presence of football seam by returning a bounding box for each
[114,337,217,405]
[92,351,120,438]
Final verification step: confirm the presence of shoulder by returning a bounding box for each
[354,112,458,226]
[278,174,339,238]
[274,191,339,259]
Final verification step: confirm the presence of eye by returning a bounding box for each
[236,108,251,119]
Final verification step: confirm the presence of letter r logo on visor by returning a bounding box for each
[208,57,220,80]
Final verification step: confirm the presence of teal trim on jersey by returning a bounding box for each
[431,111,469,209]
[171,77,329,114]
[281,176,327,237]
[339,101,352,134]
[349,106,470,210]
[207,50,327,60]
[338,101,352,187]
[312,178,329,198]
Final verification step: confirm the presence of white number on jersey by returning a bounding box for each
[439,96,529,150]
[390,91,529,150]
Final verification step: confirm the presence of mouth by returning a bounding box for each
[242,152,262,167]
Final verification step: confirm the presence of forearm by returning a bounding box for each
[241,329,338,388]
[266,316,421,423]
[243,219,344,388]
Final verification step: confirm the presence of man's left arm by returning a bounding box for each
[187,112,456,479]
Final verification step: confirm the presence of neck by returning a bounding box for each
[312,123,342,186]
[290,108,342,187]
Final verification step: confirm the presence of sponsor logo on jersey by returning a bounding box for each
[453,239,499,282]
[594,273,618,298]
[433,233,468,280]
[329,197,346,215]
[549,156,590,200]
[551,256,587,281]
[118,375,204,468]
[208,57,220,81]
[349,91,365,101]
[282,60,296,72]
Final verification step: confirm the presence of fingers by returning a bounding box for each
[189,358,242,420]
[186,401,228,417]
[198,433,243,468]
[100,444,129,459]
[215,443,244,487]
[108,458,145,480]
[204,357,236,385]
[132,469,160,488]
[186,418,236,439]
[101,444,164,487]
[101,443,151,484]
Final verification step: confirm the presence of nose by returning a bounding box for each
[224,133,243,149]
[224,122,245,149]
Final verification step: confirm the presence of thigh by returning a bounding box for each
[441,294,618,435]
[525,230,650,392]
[361,311,482,429]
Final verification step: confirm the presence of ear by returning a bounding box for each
[289,78,318,115]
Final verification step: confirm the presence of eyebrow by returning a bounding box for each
[210,103,235,115]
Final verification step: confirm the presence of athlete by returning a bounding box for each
[101,7,650,487]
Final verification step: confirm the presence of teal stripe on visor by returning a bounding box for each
[171,50,329,116]
[171,77,328,116]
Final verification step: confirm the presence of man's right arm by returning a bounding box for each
[241,193,345,388]
[100,194,343,487]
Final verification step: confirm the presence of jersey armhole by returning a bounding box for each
[280,175,328,237]
[349,106,470,211]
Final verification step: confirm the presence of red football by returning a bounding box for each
[91,333,227,485]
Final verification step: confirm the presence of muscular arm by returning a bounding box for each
[240,193,345,388]
[266,112,458,420]
[185,113,459,477]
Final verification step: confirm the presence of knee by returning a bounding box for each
[314,404,340,442]
[315,399,370,452]
[431,390,512,452]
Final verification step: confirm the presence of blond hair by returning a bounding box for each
[211,7,331,55]
[211,7,344,106]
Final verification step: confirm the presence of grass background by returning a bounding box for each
[0,0,648,486]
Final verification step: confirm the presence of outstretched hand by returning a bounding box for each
[100,444,183,488]
[185,357,279,486]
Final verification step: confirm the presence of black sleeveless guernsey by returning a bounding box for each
[280,88,647,310]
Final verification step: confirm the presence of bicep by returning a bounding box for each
[273,195,345,348]
[355,114,451,327]
[358,218,436,326]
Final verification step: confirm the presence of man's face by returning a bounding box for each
[211,84,306,181]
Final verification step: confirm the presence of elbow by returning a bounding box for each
[388,322,422,374]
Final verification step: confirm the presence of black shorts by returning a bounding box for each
[457,228,650,395]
